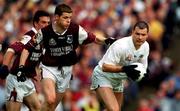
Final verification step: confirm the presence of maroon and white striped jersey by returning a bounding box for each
[10,28,42,77]
[25,22,96,67]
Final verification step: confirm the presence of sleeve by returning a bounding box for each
[78,26,95,45]
[24,30,43,52]
[24,39,36,52]
[20,35,31,45]
[8,42,24,54]
[100,43,123,66]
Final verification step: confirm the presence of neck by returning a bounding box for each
[135,45,140,50]
[53,22,64,34]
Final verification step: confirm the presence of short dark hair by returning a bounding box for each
[33,10,50,25]
[133,21,149,32]
[55,3,72,16]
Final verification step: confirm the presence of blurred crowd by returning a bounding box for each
[0,0,180,111]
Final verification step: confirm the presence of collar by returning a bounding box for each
[129,36,136,50]
[31,27,38,34]
[52,22,67,35]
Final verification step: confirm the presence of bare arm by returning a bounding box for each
[94,35,107,44]
[0,49,14,79]
[3,49,15,66]
[79,25,116,45]
[95,35,117,45]
[19,49,29,66]
[102,63,123,73]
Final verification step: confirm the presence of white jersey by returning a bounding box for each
[99,36,149,70]
[91,36,149,91]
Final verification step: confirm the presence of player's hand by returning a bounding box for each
[141,68,150,81]
[104,37,117,46]
[0,65,9,79]
[122,65,140,81]
[16,65,26,82]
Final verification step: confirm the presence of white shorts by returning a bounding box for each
[40,63,72,93]
[5,74,36,102]
[91,65,126,92]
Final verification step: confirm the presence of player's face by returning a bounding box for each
[132,27,148,49]
[35,16,50,30]
[56,12,72,30]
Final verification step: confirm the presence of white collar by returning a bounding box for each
[129,36,136,50]
[31,27,38,34]
[52,22,67,35]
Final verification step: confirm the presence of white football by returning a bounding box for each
[130,62,146,82]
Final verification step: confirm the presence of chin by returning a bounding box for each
[136,43,143,47]
[64,25,69,29]
[138,41,144,45]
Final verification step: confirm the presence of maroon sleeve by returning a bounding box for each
[9,42,24,54]
[82,32,96,45]
[24,39,37,52]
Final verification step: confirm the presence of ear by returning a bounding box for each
[131,30,134,34]
[34,21,38,28]
[54,15,59,21]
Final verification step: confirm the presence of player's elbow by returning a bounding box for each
[102,63,110,72]
[102,63,122,73]
[102,66,107,72]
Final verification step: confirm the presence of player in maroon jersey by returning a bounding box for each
[19,4,116,111]
[0,10,50,111]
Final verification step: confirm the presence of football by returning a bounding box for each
[130,62,146,81]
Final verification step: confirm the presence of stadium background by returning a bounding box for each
[0,0,180,111]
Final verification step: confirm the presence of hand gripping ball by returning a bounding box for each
[131,62,146,82]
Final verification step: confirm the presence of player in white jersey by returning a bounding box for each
[91,21,150,111]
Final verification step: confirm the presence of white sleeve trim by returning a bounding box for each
[7,48,15,53]
[78,25,88,44]
[20,35,31,45]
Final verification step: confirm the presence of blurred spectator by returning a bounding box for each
[0,84,5,110]
[136,98,154,111]
[76,87,100,111]
[148,50,173,86]
[171,89,180,111]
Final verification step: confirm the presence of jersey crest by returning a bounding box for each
[49,38,57,46]
[125,54,133,61]
[67,35,73,44]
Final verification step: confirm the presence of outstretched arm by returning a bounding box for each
[79,25,117,45]
[95,33,117,45]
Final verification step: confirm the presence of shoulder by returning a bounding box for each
[140,41,150,54]
[144,41,149,47]
[68,22,79,31]
[41,24,52,32]
[9,42,24,48]
[112,36,130,48]
[142,41,150,50]
[38,25,51,40]
[24,29,36,36]
[21,28,37,45]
